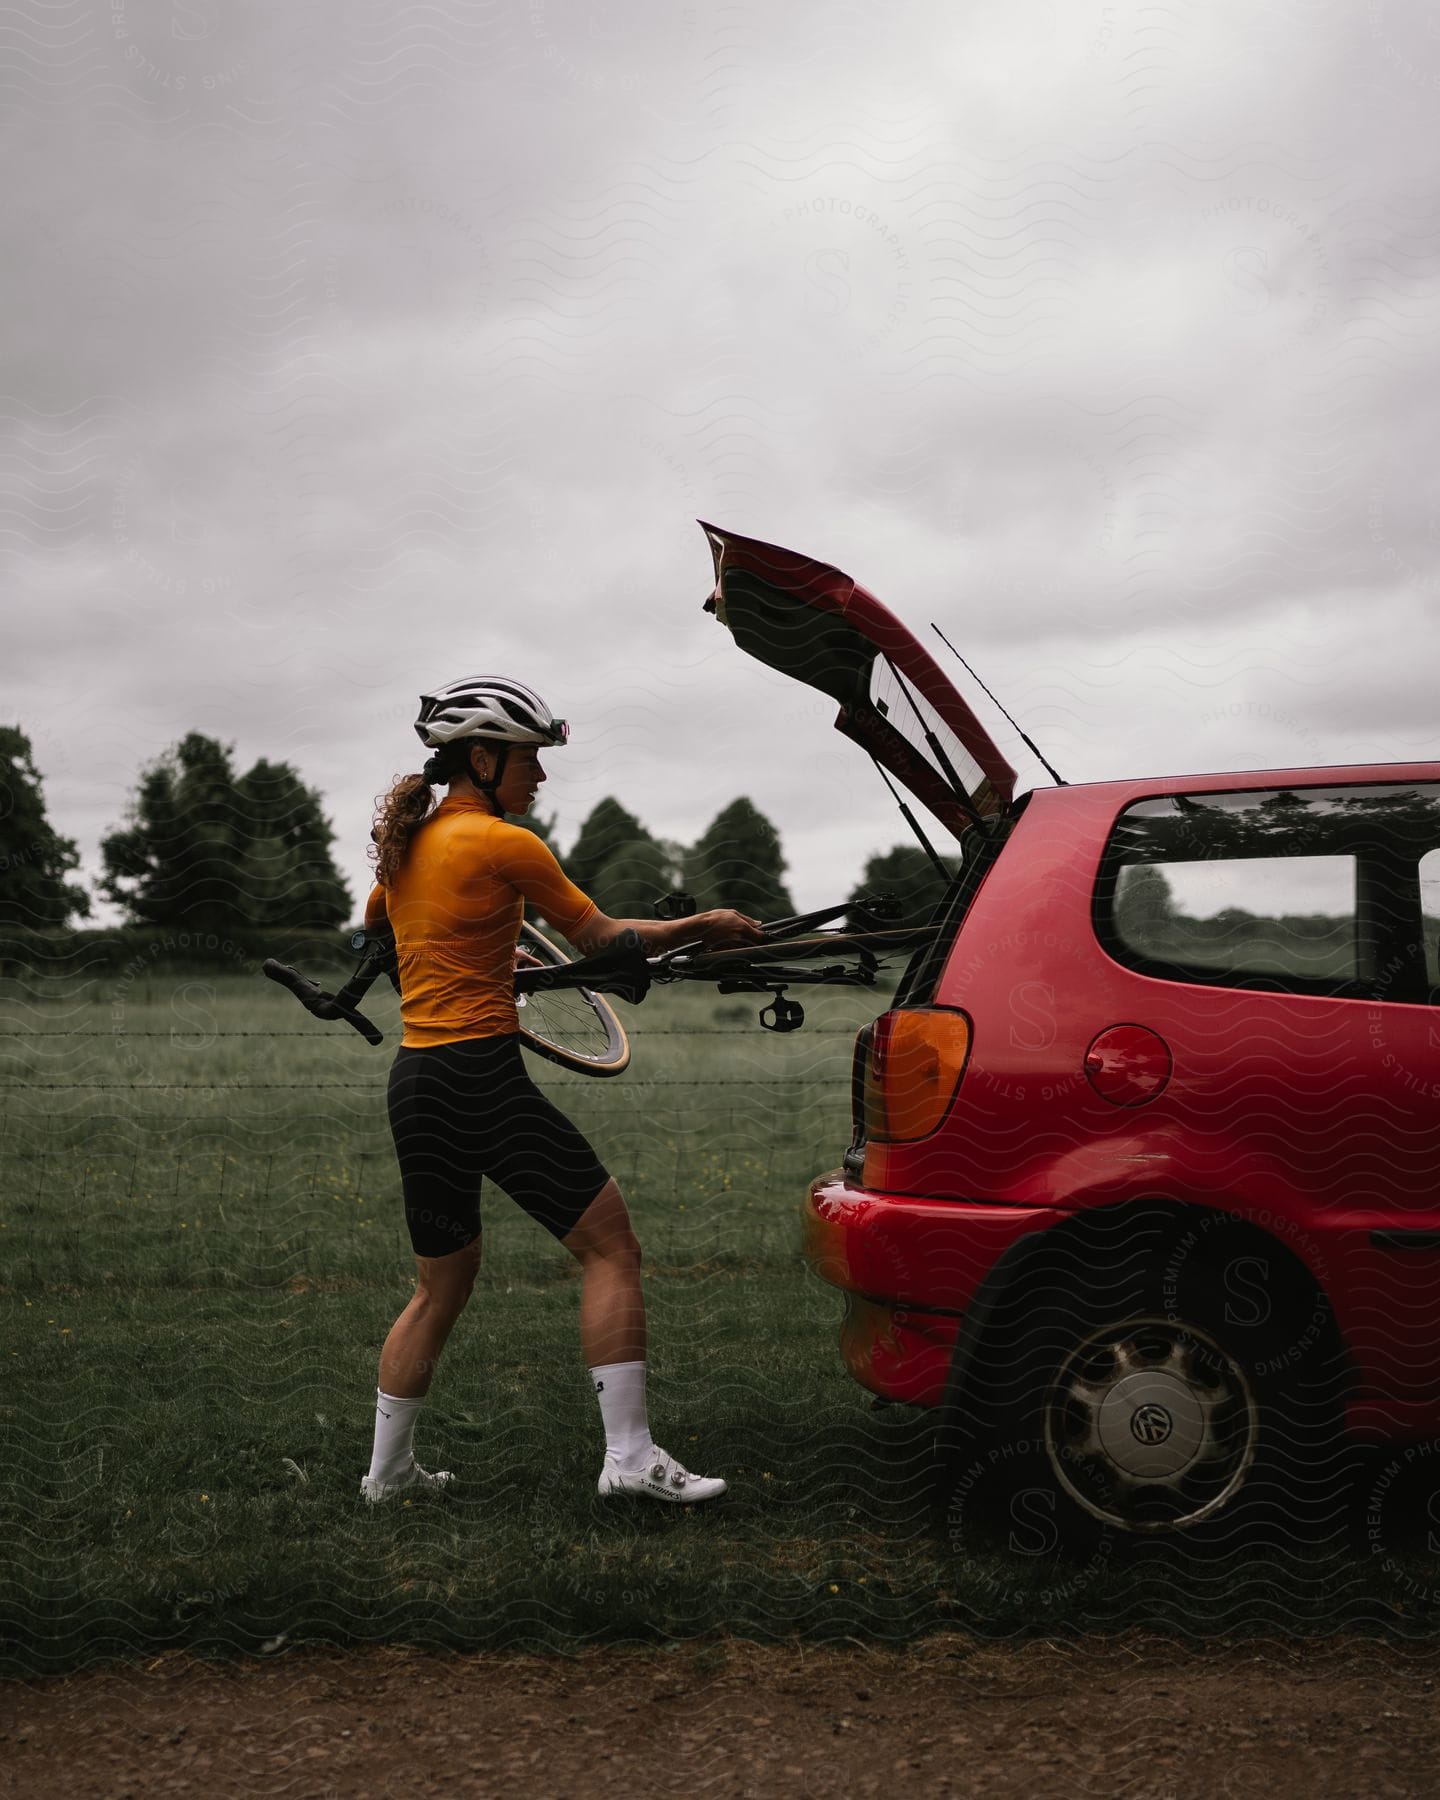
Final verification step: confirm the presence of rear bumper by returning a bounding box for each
[803,1172,1064,1405]
[805,1174,1440,1441]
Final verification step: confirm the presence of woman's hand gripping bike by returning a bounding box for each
[262,893,934,1077]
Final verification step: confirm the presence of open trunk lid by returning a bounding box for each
[699,522,1016,841]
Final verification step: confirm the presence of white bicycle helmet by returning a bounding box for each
[414,675,569,749]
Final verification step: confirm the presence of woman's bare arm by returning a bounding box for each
[568,907,765,957]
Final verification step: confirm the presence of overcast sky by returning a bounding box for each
[6,1,1439,926]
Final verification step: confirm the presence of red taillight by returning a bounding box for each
[861,1007,972,1143]
[849,1022,875,1150]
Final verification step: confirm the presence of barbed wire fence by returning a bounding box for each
[0,1003,871,1278]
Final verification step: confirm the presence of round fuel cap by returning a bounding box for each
[1083,1024,1172,1106]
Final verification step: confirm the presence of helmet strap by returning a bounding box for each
[468,739,511,816]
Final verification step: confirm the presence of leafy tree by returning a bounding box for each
[100,733,236,930]
[0,726,90,928]
[565,797,655,896]
[101,733,351,931]
[591,836,676,918]
[847,843,956,929]
[685,797,795,921]
[234,759,352,928]
[1116,864,1178,931]
[1118,786,1440,863]
[1113,864,1179,957]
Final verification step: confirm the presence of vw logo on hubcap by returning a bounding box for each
[1130,1402,1173,1446]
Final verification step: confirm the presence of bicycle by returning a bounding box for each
[262,894,932,1076]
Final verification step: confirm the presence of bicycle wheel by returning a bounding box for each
[514,921,631,1077]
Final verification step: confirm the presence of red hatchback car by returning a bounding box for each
[701,522,1440,1543]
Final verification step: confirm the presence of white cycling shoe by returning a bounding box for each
[597,1445,727,1505]
[359,1460,455,1504]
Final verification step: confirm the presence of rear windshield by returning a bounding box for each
[869,658,989,817]
[1097,783,1440,1003]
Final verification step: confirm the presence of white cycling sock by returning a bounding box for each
[367,1387,425,1483]
[590,1360,653,1467]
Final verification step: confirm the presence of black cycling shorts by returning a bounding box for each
[386,1033,611,1257]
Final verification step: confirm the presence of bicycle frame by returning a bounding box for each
[263,896,935,1044]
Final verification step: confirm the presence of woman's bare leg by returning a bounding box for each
[561,1178,645,1366]
[377,1235,483,1398]
[562,1178,726,1500]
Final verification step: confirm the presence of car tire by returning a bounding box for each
[939,1230,1351,1554]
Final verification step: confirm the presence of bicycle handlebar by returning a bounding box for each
[261,958,384,1046]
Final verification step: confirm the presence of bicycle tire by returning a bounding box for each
[514,921,631,1077]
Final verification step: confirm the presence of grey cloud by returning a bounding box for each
[4,0,1438,924]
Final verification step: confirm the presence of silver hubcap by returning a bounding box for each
[1044,1317,1258,1533]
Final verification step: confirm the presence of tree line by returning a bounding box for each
[0,726,954,942]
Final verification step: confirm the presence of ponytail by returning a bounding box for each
[369,741,484,884]
[370,772,437,887]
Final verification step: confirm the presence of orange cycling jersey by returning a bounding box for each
[365,791,598,1048]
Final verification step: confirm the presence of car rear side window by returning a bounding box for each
[1424,849,1440,988]
[1097,783,1440,1002]
[1113,852,1356,981]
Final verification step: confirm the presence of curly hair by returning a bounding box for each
[369,744,469,886]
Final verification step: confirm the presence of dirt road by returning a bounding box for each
[3,1635,1437,1798]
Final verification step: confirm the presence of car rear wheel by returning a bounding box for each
[1042,1310,1259,1534]
[940,1237,1349,1552]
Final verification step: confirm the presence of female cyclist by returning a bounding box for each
[360,674,765,1506]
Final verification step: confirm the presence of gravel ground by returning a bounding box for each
[3,1634,1439,1798]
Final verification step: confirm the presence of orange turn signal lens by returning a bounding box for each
[862,1007,971,1143]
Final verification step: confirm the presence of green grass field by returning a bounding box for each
[2,964,1438,1676]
